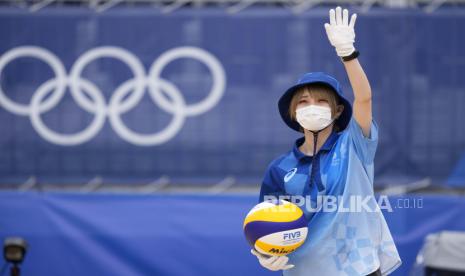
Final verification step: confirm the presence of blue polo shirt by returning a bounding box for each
[259,118,401,276]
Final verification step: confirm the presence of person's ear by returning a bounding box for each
[334,104,344,119]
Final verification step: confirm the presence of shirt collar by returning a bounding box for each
[292,131,339,161]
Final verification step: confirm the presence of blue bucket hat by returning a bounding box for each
[278,72,352,132]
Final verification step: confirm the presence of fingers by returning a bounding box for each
[329,7,355,27]
[349,13,357,28]
[343,8,349,26]
[261,255,279,267]
[251,249,278,271]
[272,256,289,270]
[335,6,342,25]
[251,251,295,271]
[329,8,336,26]
[324,23,331,32]
[283,264,295,270]
[251,249,269,260]
[250,249,260,257]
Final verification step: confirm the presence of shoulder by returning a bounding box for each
[344,117,379,140]
[336,118,379,144]
[339,117,379,165]
[265,152,290,172]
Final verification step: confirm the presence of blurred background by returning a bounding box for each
[0,0,465,275]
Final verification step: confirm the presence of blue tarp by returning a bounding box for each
[1,8,465,185]
[1,192,465,275]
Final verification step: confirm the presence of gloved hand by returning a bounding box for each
[250,249,295,271]
[324,6,358,57]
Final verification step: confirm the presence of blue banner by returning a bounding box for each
[1,8,465,185]
[1,192,465,276]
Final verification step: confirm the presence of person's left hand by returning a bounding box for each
[324,6,357,57]
[250,249,294,271]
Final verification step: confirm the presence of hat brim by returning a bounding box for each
[278,82,352,132]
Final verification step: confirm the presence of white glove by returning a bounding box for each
[324,6,358,57]
[250,249,294,271]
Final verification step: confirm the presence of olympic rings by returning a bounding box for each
[0,46,226,146]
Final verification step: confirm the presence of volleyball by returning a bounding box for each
[243,200,308,256]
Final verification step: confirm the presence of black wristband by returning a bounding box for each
[342,50,360,62]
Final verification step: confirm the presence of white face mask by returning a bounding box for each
[295,105,334,131]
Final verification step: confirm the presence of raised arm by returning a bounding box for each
[324,7,373,137]
[343,58,372,137]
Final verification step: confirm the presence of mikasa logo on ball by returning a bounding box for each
[269,247,295,255]
[284,168,297,182]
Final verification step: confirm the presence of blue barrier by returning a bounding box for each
[1,8,465,185]
[1,192,465,276]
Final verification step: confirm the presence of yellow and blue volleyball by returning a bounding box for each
[243,200,308,256]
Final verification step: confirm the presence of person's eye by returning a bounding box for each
[299,99,307,104]
[318,99,328,103]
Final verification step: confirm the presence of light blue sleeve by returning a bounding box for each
[346,117,379,165]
